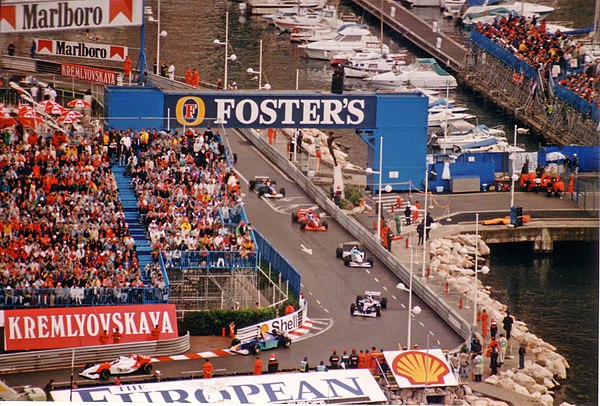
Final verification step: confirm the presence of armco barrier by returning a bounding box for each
[239,128,472,341]
[0,332,190,374]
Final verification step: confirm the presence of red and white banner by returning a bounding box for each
[0,0,143,34]
[61,63,118,85]
[37,39,128,62]
[3,304,178,351]
[383,349,459,388]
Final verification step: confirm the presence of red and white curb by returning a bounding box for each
[152,319,314,363]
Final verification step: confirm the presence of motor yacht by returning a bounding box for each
[366,58,457,90]
[299,26,388,60]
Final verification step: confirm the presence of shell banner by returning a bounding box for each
[383,349,458,388]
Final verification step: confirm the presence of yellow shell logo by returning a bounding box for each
[391,351,450,385]
[259,324,270,334]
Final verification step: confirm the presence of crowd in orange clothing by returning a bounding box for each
[474,16,599,103]
[0,127,146,305]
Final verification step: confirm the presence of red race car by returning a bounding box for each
[291,208,328,231]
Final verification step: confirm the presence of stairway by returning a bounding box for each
[112,165,153,282]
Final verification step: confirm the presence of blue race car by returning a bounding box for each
[248,176,286,198]
[230,329,292,355]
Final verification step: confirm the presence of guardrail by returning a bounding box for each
[238,128,472,341]
[0,332,190,374]
[235,303,308,341]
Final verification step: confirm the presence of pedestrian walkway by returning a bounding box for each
[112,165,154,281]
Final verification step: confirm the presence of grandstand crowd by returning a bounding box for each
[474,15,599,104]
[0,120,250,308]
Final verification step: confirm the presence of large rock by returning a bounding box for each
[540,394,554,406]
[531,383,548,394]
[513,372,537,391]
[523,362,554,384]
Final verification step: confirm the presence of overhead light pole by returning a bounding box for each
[472,213,490,329]
[397,244,422,349]
[247,40,271,90]
[148,0,167,75]
[214,12,237,89]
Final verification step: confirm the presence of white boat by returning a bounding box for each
[299,26,389,60]
[441,0,466,18]
[462,2,555,26]
[428,98,468,114]
[366,58,458,90]
[246,0,326,15]
[403,0,441,7]
[428,110,475,127]
[431,124,507,150]
[343,55,407,78]
[290,23,366,43]
[273,5,337,32]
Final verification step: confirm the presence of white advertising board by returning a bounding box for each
[0,0,143,34]
[383,349,458,389]
[51,370,388,404]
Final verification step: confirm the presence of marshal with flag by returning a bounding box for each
[0,0,143,34]
[36,39,128,62]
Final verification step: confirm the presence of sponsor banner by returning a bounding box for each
[0,0,143,34]
[3,304,178,351]
[52,369,387,403]
[37,39,127,61]
[61,63,118,85]
[165,93,377,129]
[237,303,307,340]
[383,349,459,388]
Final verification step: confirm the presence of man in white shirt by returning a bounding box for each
[168,63,175,80]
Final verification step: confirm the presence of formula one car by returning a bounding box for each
[248,176,286,198]
[230,329,292,355]
[79,354,153,380]
[336,242,373,268]
[291,208,328,231]
[350,291,388,317]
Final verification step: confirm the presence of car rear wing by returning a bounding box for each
[365,290,382,296]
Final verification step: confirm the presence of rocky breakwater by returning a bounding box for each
[429,234,572,406]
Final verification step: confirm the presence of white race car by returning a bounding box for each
[350,290,388,317]
[336,242,373,268]
[79,354,153,380]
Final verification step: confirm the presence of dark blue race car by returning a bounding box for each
[248,176,286,198]
[230,329,292,355]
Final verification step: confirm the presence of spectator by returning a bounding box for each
[30,41,36,58]
[7,42,16,56]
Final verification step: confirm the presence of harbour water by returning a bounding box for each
[1,0,597,403]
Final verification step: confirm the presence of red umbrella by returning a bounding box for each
[60,110,83,119]
[57,115,81,124]
[66,99,91,109]
[18,105,34,115]
[18,109,40,118]
[0,107,10,118]
[45,103,67,115]
[37,100,55,109]
[17,115,44,127]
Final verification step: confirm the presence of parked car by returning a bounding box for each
[230,329,292,355]
[291,208,328,231]
[249,176,286,198]
[350,290,388,317]
[79,354,153,380]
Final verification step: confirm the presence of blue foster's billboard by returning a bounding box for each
[164,92,377,129]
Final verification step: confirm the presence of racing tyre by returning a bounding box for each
[381,297,388,309]
[252,344,261,355]
[356,295,365,305]
[323,221,328,230]
[344,257,351,266]
[142,363,153,374]
[249,180,256,190]
[376,307,381,317]
[335,247,343,258]
[300,220,307,230]
[279,188,286,197]
[367,258,374,267]
[258,189,265,197]
[291,213,298,223]
[282,338,292,348]
[350,303,356,315]
[231,338,241,347]
[99,369,110,380]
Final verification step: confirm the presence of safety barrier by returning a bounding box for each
[239,128,472,341]
[253,230,302,296]
[235,303,308,341]
[0,332,190,374]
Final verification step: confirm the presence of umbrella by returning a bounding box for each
[57,115,81,124]
[18,105,34,115]
[59,111,83,119]
[37,100,56,109]
[45,103,67,115]
[66,99,91,109]
[18,109,40,118]
[546,152,566,162]
[18,116,44,127]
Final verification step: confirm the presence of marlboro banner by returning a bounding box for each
[37,39,128,62]
[383,349,459,388]
[0,0,143,34]
[3,304,178,351]
[61,63,118,85]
